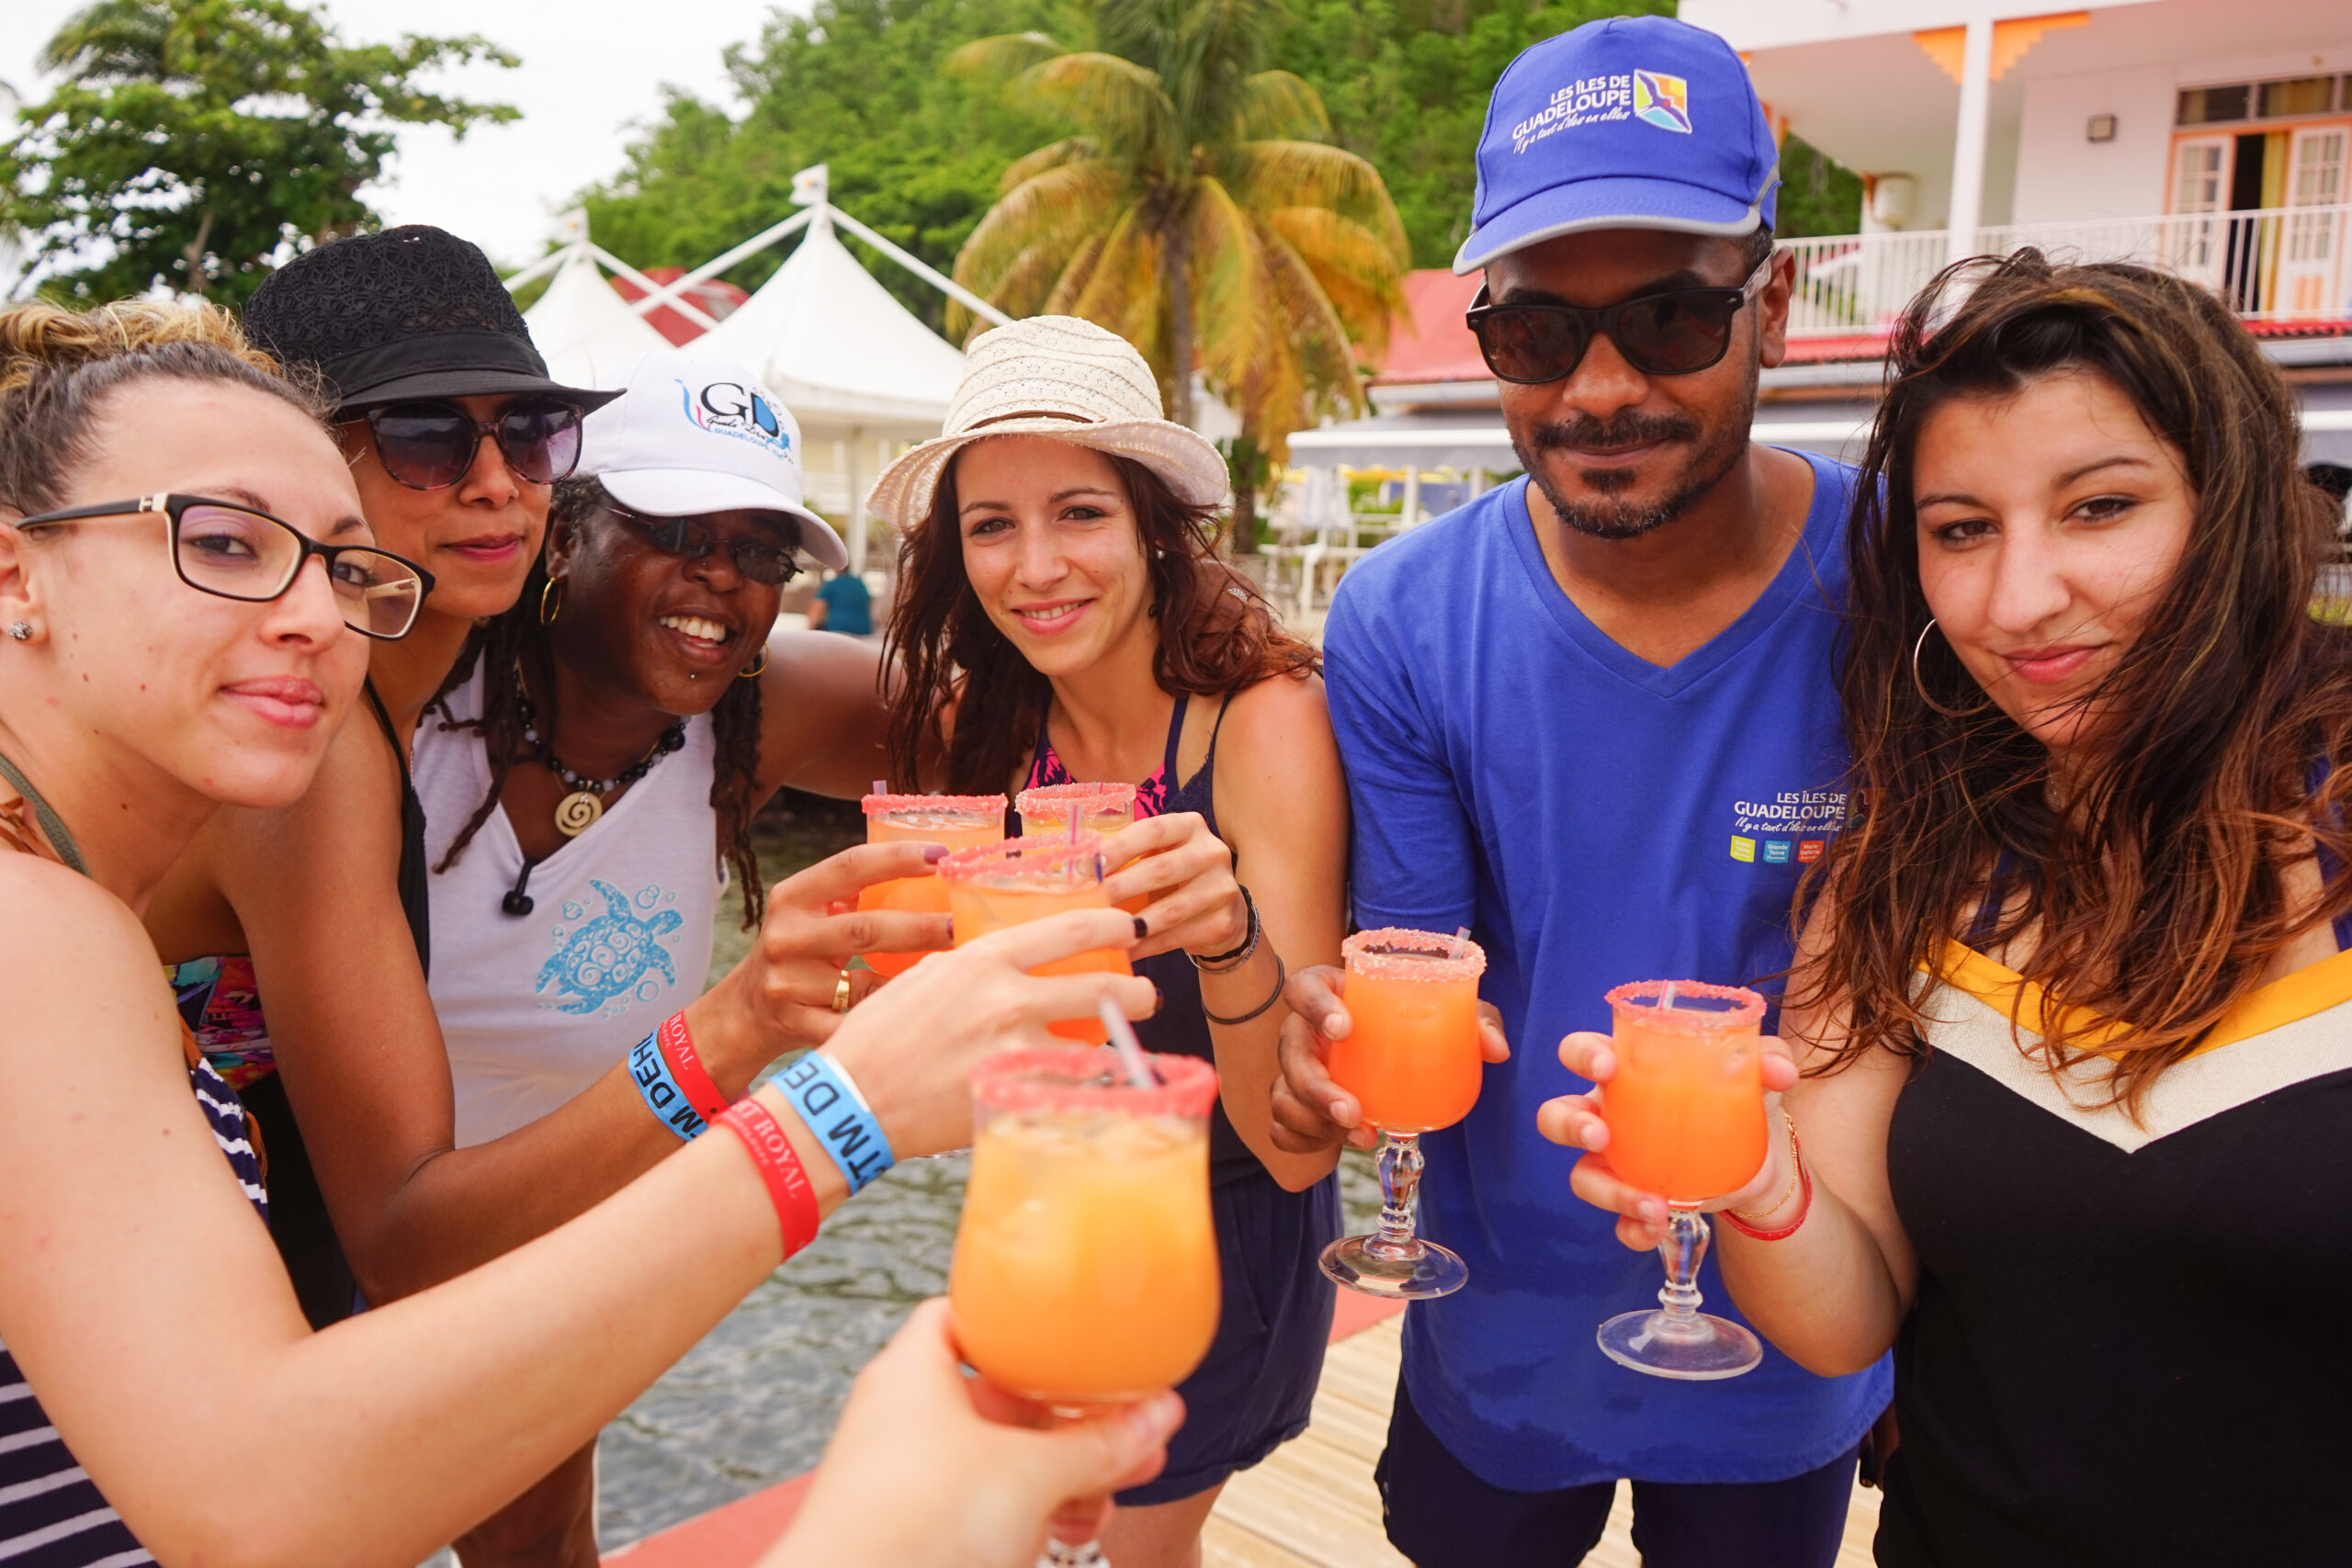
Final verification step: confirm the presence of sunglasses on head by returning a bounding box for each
[1465,255,1774,385]
[12,492,435,639]
[605,504,802,586]
[358,397,584,491]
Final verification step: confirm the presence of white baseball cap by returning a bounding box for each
[580,350,849,572]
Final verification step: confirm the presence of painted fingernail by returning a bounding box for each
[1132,915,1149,940]
[922,845,949,863]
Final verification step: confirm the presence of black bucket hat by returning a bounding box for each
[244,225,620,417]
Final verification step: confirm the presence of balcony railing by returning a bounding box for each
[1781,203,2352,339]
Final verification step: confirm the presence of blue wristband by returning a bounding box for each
[629,1030,711,1141]
[776,1051,895,1194]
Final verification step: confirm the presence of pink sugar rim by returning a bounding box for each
[1018,782,1137,816]
[938,831,1105,883]
[1605,978,1765,1033]
[1342,926,1487,982]
[972,1045,1218,1119]
[863,792,1006,818]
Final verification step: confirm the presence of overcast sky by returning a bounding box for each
[3,1,784,272]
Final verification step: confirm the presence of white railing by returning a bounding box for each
[1781,203,2352,338]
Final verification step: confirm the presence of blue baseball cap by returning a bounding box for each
[1453,16,1779,275]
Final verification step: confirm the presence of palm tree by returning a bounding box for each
[945,0,1408,477]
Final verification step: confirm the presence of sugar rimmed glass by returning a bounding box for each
[1018,783,1144,913]
[938,834,1133,1043]
[855,793,1006,977]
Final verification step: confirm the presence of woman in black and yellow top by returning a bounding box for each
[1546,253,2352,1567]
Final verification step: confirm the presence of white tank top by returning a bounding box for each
[414,667,724,1148]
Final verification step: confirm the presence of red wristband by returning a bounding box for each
[1723,1122,1813,1242]
[719,1099,821,1259]
[660,1011,730,1125]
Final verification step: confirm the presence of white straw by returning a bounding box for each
[871,778,887,797]
[1098,999,1156,1089]
[1452,925,1471,960]
[1660,981,1679,1011]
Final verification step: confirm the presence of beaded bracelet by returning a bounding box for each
[719,1099,821,1258]
[1723,1114,1812,1242]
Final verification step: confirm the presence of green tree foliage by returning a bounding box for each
[947,0,1408,446]
[2,0,515,304]
[1773,131,1862,238]
[578,0,1079,333]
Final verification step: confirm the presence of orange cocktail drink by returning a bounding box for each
[950,1047,1221,1404]
[939,833,1132,1043]
[1318,929,1487,1301]
[1019,782,1146,914]
[1594,979,1769,1382]
[1601,984,1769,1202]
[856,793,1005,977]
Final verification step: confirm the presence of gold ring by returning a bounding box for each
[831,971,854,1013]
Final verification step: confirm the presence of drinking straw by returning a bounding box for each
[1097,1000,1157,1089]
[1068,804,1081,845]
[871,778,887,796]
[1660,981,1679,1011]
[1452,925,1471,960]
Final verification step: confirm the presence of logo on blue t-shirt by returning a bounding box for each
[1729,789,1847,867]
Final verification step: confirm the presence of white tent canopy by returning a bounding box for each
[698,209,968,427]
[521,243,673,389]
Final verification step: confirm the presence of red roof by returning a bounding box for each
[609,266,752,347]
[1370,269,1487,385]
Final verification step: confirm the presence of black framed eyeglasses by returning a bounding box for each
[13,493,435,640]
[605,504,802,587]
[1465,255,1773,385]
[359,397,584,491]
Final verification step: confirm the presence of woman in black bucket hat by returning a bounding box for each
[140,228,918,1565]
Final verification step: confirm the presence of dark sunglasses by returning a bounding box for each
[606,505,802,586]
[13,492,435,639]
[1465,255,1773,385]
[359,397,584,491]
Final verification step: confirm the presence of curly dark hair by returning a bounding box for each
[428,478,773,927]
[884,449,1317,795]
[1796,250,2352,1112]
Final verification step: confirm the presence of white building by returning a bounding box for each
[1268,0,2352,613]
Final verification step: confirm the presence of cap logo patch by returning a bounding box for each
[681,379,791,458]
[1634,70,1691,133]
[1510,73,1636,153]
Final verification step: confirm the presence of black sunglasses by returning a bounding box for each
[359,397,584,491]
[1465,255,1773,385]
[605,504,802,587]
[13,492,435,639]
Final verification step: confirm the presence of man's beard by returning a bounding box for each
[1511,398,1753,541]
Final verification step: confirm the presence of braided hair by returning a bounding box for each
[428,478,773,927]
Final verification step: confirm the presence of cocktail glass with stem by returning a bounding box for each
[951,1044,1222,1568]
[1594,979,1770,1381]
[1317,928,1487,1299]
[1018,782,1145,914]
[856,793,1007,977]
[938,833,1133,1043]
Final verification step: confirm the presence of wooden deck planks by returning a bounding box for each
[1209,1316,1885,1567]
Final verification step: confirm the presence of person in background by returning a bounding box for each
[874,314,1349,1568]
[413,347,907,1556]
[1266,18,1886,1568]
[0,297,1164,1568]
[1552,254,2352,1568]
[808,565,873,634]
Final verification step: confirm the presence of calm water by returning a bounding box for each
[591,804,1382,1547]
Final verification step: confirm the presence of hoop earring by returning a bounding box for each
[538,580,564,626]
[1910,619,1984,719]
[738,646,769,679]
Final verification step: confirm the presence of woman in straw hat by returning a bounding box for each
[874,315,1350,1567]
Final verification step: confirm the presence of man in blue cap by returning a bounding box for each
[1268,15,1890,1567]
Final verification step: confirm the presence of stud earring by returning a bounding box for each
[6,623,28,641]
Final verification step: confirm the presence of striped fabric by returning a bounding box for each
[0,1056,265,1564]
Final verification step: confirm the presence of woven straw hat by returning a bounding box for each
[867,316,1229,531]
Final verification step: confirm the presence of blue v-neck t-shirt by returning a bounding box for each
[1322,454,1891,1491]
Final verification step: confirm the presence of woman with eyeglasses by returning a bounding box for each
[408,348,906,1559]
[141,232,933,1563]
[0,297,1170,1568]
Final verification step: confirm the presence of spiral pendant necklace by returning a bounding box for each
[516,682,685,838]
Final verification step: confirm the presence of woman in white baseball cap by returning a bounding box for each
[875,315,1351,1568]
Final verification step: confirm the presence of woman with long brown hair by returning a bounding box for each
[1545,253,2352,1566]
[874,315,1349,1568]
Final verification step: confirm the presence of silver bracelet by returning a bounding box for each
[1203,953,1286,1026]
[1189,886,1260,974]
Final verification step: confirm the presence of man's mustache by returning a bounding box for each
[1525,412,1701,454]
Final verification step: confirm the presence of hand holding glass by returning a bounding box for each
[1593,980,1769,1381]
[856,794,1007,977]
